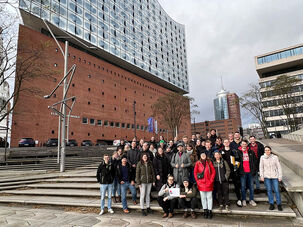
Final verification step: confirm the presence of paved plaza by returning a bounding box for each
[0,204,302,227]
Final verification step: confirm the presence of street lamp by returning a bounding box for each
[133,100,136,139]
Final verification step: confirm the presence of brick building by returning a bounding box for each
[227,93,242,128]
[11,25,191,147]
[192,119,239,139]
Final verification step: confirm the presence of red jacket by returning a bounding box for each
[194,160,215,192]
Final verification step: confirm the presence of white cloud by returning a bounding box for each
[158,0,303,127]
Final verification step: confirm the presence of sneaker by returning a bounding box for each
[133,200,137,205]
[162,213,168,218]
[108,208,114,214]
[99,210,104,215]
[278,205,283,211]
[168,213,173,218]
[147,207,153,214]
[237,200,242,207]
[225,205,230,212]
[249,200,257,207]
[269,204,274,210]
[191,211,196,219]
[123,209,130,214]
[183,211,189,218]
[242,200,247,207]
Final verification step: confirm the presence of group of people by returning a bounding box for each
[96,131,283,219]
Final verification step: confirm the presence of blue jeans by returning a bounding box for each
[240,173,254,201]
[254,173,260,190]
[264,178,281,205]
[112,178,121,197]
[100,183,113,210]
[121,181,137,210]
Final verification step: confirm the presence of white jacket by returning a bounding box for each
[259,154,282,180]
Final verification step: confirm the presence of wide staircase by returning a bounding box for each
[0,147,297,219]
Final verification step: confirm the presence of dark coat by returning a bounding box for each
[236,147,258,176]
[138,150,154,163]
[180,182,198,198]
[248,141,264,169]
[127,148,139,165]
[230,140,242,150]
[153,153,170,184]
[116,162,135,183]
[96,160,115,184]
[213,159,231,183]
[135,161,155,185]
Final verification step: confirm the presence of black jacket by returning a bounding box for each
[230,140,242,150]
[116,162,135,183]
[248,141,264,167]
[153,153,170,184]
[96,160,115,184]
[127,148,139,165]
[210,134,217,146]
[236,147,258,176]
[138,149,154,162]
[213,159,230,183]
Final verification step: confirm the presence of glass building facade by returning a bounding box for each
[19,0,189,92]
[214,89,229,121]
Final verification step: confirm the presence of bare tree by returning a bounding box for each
[272,75,301,132]
[151,92,195,138]
[0,5,57,122]
[240,83,269,138]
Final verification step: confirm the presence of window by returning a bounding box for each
[82,117,88,124]
[127,123,131,129]
[90,118,95,125]
[137,124,140,129]
[97,120,102,126]
[132,124,135,129]
[121,123,125,128]
[110,121,114,127]
[104,120,109,126]
[115,122,120,128]
[141,125,144,130]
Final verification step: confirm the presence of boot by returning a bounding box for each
[141,209,147,216]
[113,196,117,203]
[208,210,213,219]
[203,209,208,219]
[183,211,189,218]
[191,211,196,219]
[278,205,283,211]
[147,207,153,214]
[117,196,121,203]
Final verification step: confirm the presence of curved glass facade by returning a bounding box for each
[214,89,229,121]
[19,0,189,92]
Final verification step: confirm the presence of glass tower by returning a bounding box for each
[214,89,229,120]
[19,0,189,93]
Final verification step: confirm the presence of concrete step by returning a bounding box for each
[0,188,287,203]
[0,194,295,218]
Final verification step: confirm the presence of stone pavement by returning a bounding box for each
[0,204,302,227]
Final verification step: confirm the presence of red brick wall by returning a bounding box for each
[227,93,242,128]
[11,25,191,147]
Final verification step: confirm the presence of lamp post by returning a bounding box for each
[133,100,136,139]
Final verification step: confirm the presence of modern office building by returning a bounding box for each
[256,43,303,135]
[11,0,191,146]
[214,87,242,128]
[191,118,239,139]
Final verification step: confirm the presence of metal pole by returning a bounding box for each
[4,114,9,163]
[134,100,136,139]
[57,114,61,164]
[194,117,196,133]
[60,41,68,172]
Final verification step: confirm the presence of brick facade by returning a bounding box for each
[227,93,242,128]
[11,25,191,147]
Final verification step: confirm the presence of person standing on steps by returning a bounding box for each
[236,140,258,207]
[136,153,155,216]
[117,157,137,213]
[96,154,115,215]
[194,152,215,219]
[259,146,283,211]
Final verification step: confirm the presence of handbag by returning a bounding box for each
[197,163,206,179]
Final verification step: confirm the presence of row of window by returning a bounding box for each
[264,106,303,117]
[261,84,303,98]
[262,95,303,108]
[257,45,303,65]
[260,74,303,88]
[81,117,167,133]
[266,117,303,127]
[20,0,189,91]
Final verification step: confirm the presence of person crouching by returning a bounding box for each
[157,175,179,218]
[178,177,198,219]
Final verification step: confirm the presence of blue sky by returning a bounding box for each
[158,0,303,127]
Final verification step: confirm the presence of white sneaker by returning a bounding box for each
[242,200,247,207]
[237,200,242,207]
[99,210,104,215]
[249,200,257,207]
[108,208,114,214]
